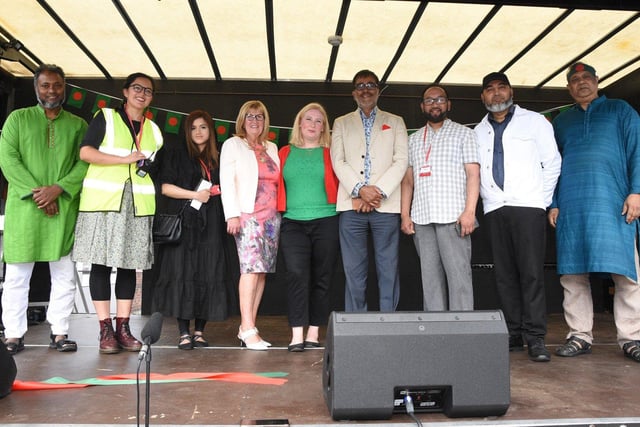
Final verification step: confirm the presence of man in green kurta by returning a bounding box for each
[0,64,88,355]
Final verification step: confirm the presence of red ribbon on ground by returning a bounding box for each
[12,371,288,391]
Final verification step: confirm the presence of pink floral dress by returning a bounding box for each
[235,151,281,273]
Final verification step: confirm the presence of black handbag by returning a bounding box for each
[153,203,188,244]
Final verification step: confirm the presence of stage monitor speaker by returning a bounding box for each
[322,311,510,420]
[0,338,17,398]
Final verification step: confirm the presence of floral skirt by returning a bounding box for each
[72,181,153,270]
[234,211,280,274]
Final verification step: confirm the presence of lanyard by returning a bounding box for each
[124,110,146,151]
[198,159,211,182]
[422,126,432,164]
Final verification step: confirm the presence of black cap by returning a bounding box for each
[482,72,510,89]
[566,62,596,82]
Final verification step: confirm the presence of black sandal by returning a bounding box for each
[5,337,25,355]
[178,334,193,350]
[623,340,640,362]
[192,333,209,348]
[555,336,591,357]
[49,334,78,352]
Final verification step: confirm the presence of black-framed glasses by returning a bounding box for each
[246,113,265,122]
[129,83,153,96]
[422,96,448,105]
[354,82,378,91]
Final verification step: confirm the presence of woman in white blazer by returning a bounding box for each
[220,100,280,351]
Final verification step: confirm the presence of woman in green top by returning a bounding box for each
[277,103,340,352]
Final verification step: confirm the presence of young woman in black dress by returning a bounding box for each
[152,110,229,349]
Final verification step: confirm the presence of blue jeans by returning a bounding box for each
[339,210,400,312]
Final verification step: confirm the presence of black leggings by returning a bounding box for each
[177,318,206,336]
[89,264,136,301]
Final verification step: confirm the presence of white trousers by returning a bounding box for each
[560,248,640,348]
[1,255,76,338]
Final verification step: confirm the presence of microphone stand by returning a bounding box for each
[144,338,152,427]
[137,312,163,427]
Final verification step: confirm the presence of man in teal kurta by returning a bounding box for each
[549,62,640,363]
[0,64,87,354]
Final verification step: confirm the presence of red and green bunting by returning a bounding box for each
[66,87,86,109]
[92,95,111,113]
[164,112,183,134]
[215,120,231,141]
[268,127,280,142]
[145,107,159,121]
[63,85,574,139]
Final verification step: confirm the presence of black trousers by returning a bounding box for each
[279,215,340,327]
[485,206,547,341]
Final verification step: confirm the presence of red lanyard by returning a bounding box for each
[422,127,432,163]
[124,110,146,151]
[198,159,211,182]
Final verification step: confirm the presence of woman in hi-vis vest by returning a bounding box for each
[72,72,163,354]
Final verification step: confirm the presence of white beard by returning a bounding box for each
[485,97,513,113]
[37,91,65,109]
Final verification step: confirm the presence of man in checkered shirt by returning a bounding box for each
[400,85,480,312]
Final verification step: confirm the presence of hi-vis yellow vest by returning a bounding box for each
[79,108,163,216]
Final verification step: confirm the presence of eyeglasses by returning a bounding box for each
[129,83,153,97]
[354,82,378,91]
[246,113,265,121]
[422,96,448,105]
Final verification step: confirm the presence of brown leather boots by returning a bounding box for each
[99,317,142,354]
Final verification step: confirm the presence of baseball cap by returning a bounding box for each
[566,62,597,81]
[482,72,511,89]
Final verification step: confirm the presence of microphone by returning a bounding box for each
[138,312,164,361]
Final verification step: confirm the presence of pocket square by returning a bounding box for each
[382,124,391,130]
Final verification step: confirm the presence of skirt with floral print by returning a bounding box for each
[235,211,280,274]
[72,180,154,270]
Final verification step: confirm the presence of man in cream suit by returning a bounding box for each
[330,69,408,312]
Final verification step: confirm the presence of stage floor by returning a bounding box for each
[1,312,639,427]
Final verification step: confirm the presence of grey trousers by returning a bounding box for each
[413,223,474,311]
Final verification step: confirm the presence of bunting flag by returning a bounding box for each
[215,120,231,142]
[268,127,280,142]
[54,84,577,138]
[92,95,111,113]
[164,111,183,134]
[66,87,86,109]
[145,107,159,121]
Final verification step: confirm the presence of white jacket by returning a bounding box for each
[219,136,279,220]
[474,105,561,214]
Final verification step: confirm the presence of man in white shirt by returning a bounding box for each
[474,72,561,362]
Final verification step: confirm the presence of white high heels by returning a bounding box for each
[254,327,271,347]
[238,327,268,351]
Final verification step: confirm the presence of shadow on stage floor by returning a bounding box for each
[1,312,639,427]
